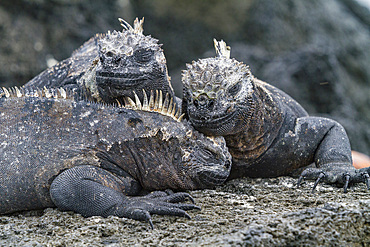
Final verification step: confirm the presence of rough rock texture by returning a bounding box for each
[0,0,133,87]
[0,177,369,246]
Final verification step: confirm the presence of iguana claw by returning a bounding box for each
[123,191,200,229]
[298,166,370,193]
[362,172,370,190]
[311,172,326,193]
[149,218,154,230]
[343,174,350,193]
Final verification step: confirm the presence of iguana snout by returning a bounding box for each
[179,134,232,189]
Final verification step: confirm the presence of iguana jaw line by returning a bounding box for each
[189,109,237,130]
[96,71,147,79]
[96,75,147,88]
[95,63,157,90]
[194,162,231,187]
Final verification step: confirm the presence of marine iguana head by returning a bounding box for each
[182,39,255,136]
[120,89,232,190]
[81,18,173,104]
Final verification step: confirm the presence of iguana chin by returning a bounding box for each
[0,87,231,228]
[182,39,370,193]
[24,17,177,106]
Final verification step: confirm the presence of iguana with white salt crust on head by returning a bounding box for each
[182,39,370,193]
[24,17,179,106]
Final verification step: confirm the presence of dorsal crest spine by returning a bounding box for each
[118,17,144,35]
[1,86,70,100]
[124,89,184,122]
[214,39,230,59]
[1,87,184,122]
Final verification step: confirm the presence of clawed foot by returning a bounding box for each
[297,165,370,193]
[122,191,200,229]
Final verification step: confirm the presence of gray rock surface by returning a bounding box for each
[0,177,369,246]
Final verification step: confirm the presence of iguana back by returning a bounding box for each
[0,87,231,216]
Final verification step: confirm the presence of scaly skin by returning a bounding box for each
[24,18,178,106]
[0,87,231,228]
[182,40,370,193]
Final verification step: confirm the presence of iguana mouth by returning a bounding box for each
[196,164,230,187]
[96,72,147,88]
[97,71,145,79]
[190,110,237,129]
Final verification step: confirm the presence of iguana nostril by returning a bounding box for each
[224,159,231,169]
[115,56,122,64]
[208,99,215,110]
[198,95,208,106]
[195,94,215,110]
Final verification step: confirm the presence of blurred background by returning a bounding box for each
[0,0,369,153]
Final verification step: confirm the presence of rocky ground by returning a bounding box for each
[1,177,369,246]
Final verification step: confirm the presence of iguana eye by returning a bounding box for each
[227,82,241,96]
[106,51,114,57]
[134,49,154,63]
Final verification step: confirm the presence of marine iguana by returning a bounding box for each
[0,87,231,228]
[182,39,370,193]
[24,17,178,106]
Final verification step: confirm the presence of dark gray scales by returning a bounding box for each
[182,40,370,193]
[0,87,231,228]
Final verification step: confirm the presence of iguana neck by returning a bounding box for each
[224,79,284,160]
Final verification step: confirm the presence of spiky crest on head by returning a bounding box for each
[182,39,252,100]
[99,17,162,57]
[119,17,144,35]
[214,39,230,59]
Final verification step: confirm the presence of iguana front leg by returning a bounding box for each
[50,165,199,228]
[295,117,370,192]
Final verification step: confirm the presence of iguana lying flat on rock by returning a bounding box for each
[24,17,178,106]
[182,39,370,193]
[0,87,231,228]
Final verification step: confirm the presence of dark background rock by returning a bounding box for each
[0,0,369,151]
[0,0,133,87]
